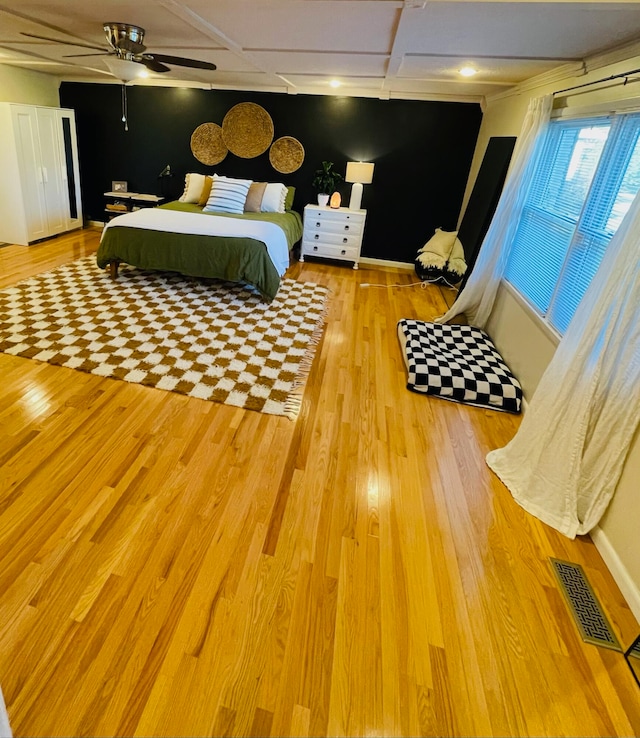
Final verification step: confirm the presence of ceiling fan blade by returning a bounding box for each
[139,57,171,73]
[63,52,111,58]
[143,53,216,71]
[20,31,106,52]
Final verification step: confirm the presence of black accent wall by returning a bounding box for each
[60,83,482,264]
[457,136,516,290]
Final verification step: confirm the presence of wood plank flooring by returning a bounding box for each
[0,228,639,737]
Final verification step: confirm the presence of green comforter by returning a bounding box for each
[96,202,303,301]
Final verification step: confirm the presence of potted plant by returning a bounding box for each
[312,161,343,206]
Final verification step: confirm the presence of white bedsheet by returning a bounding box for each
[102,208,290,276]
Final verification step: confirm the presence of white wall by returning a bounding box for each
[0,64,59,106]
[465,50,640,620]
[486,284,558,399]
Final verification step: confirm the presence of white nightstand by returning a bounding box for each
[301,205,366,269]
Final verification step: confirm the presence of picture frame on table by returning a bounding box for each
[111,181,128,193]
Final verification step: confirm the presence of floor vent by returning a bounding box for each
[550,558,622,652]
[628,637,640,659]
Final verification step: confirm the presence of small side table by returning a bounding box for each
[300,204,366,269]
[104,192,164,221]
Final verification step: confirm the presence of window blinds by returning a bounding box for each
[504,112,640,335]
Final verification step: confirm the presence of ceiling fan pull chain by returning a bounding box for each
[121,83,129,132]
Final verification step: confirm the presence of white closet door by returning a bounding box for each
[36,107,67,237]
[12,106,48,242]
[1,104,83,245]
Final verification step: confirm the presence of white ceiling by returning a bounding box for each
[1,0,640,103]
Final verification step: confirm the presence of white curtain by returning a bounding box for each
[436,94,553,328]
[0,688,11,738]
[487,187,640,538]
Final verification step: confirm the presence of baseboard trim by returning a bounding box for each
[88,220,106,228]
[590,525,640,622]
[359,256,414,271]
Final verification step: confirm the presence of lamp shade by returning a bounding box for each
[345,161,374,184]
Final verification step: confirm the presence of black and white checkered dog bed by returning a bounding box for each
[397,319,522,413]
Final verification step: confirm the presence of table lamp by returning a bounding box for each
[345,161,375,210]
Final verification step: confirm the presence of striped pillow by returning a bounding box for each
[203,175,252,214]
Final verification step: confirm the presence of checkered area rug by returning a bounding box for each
[0,257,330,417]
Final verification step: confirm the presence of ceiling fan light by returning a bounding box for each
[329,79,341,88]
[459,66,477,77]
[103,57,142,83]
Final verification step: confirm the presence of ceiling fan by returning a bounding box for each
[21,22,217,73]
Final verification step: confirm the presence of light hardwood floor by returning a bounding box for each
[0,228,639,737]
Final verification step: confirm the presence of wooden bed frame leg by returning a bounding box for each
[109,260,120,279]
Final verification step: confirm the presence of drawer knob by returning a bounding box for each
[343,237,348,243]
[344,225,350,231]
[316,222,321,227]
[341,249,346,255]
[313,246,318,251]
[314,234,319,240]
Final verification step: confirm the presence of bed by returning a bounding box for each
[96,200,303,302]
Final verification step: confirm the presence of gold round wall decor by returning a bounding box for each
[190,122,227,166]
[269,136,305,174]
[222,102,274,159]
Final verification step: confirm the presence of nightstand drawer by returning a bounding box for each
[305,208,365,225]
[304,218,363,237]
[303,241,359,261]
[303,230,361,248]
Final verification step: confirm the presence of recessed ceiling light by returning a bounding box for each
[459,66,477,77]
[329,79,342,88]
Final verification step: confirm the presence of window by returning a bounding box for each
[504,112,640,334]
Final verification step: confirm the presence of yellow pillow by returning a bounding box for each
[197,176,213,207]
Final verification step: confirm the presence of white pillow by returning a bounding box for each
[203,175,252,214]
[179,173,207,203]
[417,228,458,258]
[260,182,287,213]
